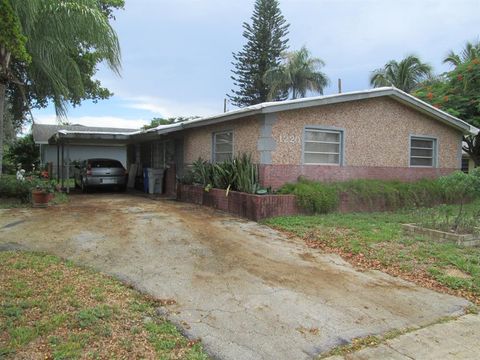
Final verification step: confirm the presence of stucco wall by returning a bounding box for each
[271,97,462,169]
[183,116,260,164]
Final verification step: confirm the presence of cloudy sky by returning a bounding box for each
[33,0,479,129]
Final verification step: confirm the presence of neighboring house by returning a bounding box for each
[33,124,138,176]
[461,151,476,173]
[49,87,478,190]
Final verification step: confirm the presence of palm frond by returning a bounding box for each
[9,0,121,118]
[264,46,329,99]
[370,55,431,92]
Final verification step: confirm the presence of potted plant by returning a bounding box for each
[31,180,55,208]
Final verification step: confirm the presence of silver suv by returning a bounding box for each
[74,158,127,192]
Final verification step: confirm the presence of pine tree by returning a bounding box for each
[228,0,289,107]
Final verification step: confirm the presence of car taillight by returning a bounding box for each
[87,164,92,176]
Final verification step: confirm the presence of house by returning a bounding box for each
[48,87,478,191]
[33,124,138,176]
[461,151,477,173]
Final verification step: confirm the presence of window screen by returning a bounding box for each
[213,131,233,162]
[304,128,342,165]
[410,137,436,167]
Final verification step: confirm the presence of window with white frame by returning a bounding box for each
[410,137,436,167]
[303,128,343,165]
[213,131,233,162]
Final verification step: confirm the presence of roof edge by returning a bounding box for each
[148,87,475,136]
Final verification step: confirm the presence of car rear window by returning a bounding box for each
[89,160,123,168]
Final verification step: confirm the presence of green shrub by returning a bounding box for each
[416,204,480,235]
[184,154,260,194]
[233,153,259,194]
[0,175,33,203]
[278,173,480,214]
[212,159,237,191]
[190,158,213,186]
[470,167,480,192]
[438,171,480,231]
[278,178,338,214]
[0,175,56,203]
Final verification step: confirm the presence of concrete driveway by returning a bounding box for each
[0,194,471,359]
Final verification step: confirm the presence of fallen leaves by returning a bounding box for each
[285,228,480,306]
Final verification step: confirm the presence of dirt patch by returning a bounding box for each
[444,267,472,279]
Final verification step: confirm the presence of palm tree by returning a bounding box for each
[443,41,480,67]
[264,46,329,100]
[370,55,432,93]
[0,0,121,174]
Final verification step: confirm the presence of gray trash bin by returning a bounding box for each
[147,168,165,194]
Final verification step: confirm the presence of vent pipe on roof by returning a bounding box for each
[224,98,227,113]
[338,78,342,94]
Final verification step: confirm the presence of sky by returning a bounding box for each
[33,0,480,130]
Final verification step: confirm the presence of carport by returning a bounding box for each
[48,129,183,196]
[48,130,133,192]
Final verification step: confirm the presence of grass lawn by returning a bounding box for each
[0,251,208,360]
[265,200,480,305]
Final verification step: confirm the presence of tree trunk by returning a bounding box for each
[0,82,5,176]
[0,45,11,177]
[462,134,480,167]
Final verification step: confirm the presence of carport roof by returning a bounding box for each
[34,124,138,144]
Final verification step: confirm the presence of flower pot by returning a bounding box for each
[32,190,50,208]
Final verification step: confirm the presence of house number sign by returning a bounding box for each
[278,134,301,144]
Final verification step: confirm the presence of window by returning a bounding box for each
[89,159,123,168]
[410,137,436,167]
[462,157,470,173]
[303,128,343,165]
[213,131,233,162]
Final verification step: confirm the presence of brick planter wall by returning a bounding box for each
[259,164,455,190]
[177,184,464,220]
[177,184,300,221]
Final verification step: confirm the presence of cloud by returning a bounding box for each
[122,95,220,118]
[33,114,149,129]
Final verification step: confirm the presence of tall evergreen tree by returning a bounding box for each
[228,0,289,107]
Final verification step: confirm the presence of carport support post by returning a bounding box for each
[61,142,64,190]
[56,143,60,182]
[65,145,70,194]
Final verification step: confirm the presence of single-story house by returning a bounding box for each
[48,87,478,191]
[462,153,477,173]
[33,124,137,176]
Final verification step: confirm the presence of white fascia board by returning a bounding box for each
[58,130,137,136]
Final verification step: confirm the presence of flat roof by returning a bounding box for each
[33,124,138,144]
